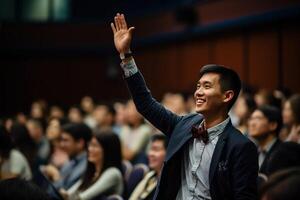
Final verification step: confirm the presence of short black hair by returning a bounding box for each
[62,123,92,148]
[199,64,241,111]
[151,134,168,149]
[257,105,283,135]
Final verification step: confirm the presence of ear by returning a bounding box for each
[77,138,85,150]
[269,122,278,132]
[223,90,234,103]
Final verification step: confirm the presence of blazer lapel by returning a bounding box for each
[165,114,203,161]
[209,121,232,186]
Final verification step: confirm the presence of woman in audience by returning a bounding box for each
[68,105,84,124]
[282,94,300,143]
[60,131,124,200]
[0,125,32,180]
[46,118,69,168]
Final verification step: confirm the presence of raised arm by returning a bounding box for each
[110,14,182,136]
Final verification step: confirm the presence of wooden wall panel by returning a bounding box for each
[282,25,300,93]
[248,30,279,89]
[179,40,210,93]
[213,35,245,81]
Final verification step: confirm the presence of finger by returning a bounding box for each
[114,16,119,31]
[121,14,127,29]
[123,15,127,29]
[116,13,122,30]
[128,27,135,35]
[110,23,116,34]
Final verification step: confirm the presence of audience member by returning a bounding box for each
[248,105,282,174]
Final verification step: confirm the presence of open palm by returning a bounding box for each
[111,13,135,54]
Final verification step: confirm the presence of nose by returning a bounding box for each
[194,87,203,98]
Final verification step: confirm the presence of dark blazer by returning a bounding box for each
[125,71,258,200]
[259,139,282,175]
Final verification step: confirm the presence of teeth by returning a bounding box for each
[197,99,205,104]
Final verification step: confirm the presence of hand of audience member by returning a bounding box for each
[59,188,69,200]
[41,164,61,182]
[287,125,300,142]
[111,13,135,54]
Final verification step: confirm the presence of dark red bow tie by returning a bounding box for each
[191,122,208,144]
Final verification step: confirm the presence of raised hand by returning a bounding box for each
[111,13,135,54]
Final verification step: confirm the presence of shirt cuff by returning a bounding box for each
[120,58,138,77]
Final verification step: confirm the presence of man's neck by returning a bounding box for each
[257,133,276,150]
[203,111,228,129]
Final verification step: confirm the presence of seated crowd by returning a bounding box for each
[0,87,300,200]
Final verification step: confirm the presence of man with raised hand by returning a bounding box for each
[111,13,258,200]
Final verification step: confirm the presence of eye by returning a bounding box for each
[204,84,211,89]
[196,84,200,89]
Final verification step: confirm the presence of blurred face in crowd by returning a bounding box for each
[26,120,43,142]
[93,105,113,126]
[81,96,94,114]
[126,100,143,126]
[60,132,84,158]
[114,102,126,126]
[88,137,103,165]
[248,110,276,139]
[282,101,294,126]
[31,102,44,119]
[162,93,186,115]
[46,119,61,140]
[68,107,83,123]
[234,95,248,120]
[194,73,228,116]
[16,113,27,124]
[50,106,64,119]
[148,140,166,174]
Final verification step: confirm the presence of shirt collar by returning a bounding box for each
[263,138,277,153]
[73,151,87,163]
[207,117,230,133]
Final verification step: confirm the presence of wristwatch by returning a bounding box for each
[120,51,133,60]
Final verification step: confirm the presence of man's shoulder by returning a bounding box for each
[181,112,203,121]
[172,112,203,129]
[227,124,256,147]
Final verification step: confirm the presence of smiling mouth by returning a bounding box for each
[196,98,205,105]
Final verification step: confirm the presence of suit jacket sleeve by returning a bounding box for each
[232,141,258,200]
[125,71,182,137]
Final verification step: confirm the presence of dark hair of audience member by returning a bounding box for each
[69,105,86,117]
[9,123,37,168]
[61,123,92,149]
[0,178,50,200]
[256,105,283,136]
[79,131,123,190]
[0,125,14,160]
[151,134,168,149]
[267,142,300,175]
[259,167,300,200]
[199,64,242,111]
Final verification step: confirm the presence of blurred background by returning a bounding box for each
[0,0,300,116]
[1,2,300,200]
